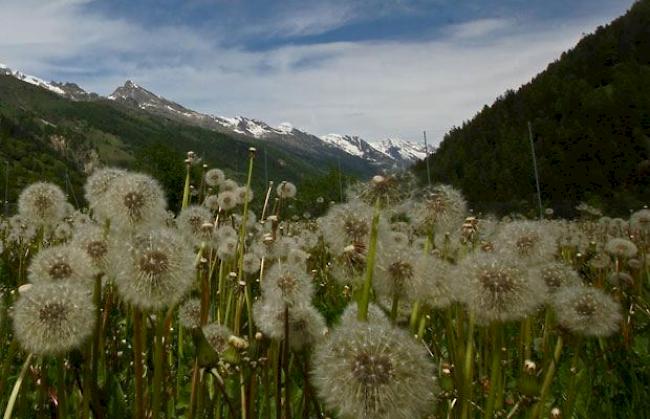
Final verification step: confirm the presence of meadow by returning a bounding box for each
[0,149,648,418]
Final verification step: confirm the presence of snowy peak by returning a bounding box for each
[1,63,65,95]
[1,63,95,100]
[1,62,428,168]
[109,80,197,117]
[373,138,430,162]
[321,134,428,165]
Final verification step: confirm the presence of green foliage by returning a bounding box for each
[0,74,364,213]
[414,0,650,216]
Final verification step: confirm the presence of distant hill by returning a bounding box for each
[414,0,650,216]
[0,73,367,211]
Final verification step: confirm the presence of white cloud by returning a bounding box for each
[0,0,636,144]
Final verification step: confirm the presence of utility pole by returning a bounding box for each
[264,147,268,186]
[528,121,543,220]
[4,161,9,216]
[423,130,432,186]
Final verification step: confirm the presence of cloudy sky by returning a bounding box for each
[0,0,637,144]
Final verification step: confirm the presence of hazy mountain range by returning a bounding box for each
[0,63,429,167]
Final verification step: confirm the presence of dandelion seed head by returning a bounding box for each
[412,184,467,234]
[110,228,195,311]
[604,238,637,259]
[13,282,95,355]
[96,173,167,231]
[204,168,226,187]
[277,181,297,199]
[29,244,96,286]
[456,253,546,324]
[630,209,650,233]
[311,320,437,419]
[253,299,325,350]
[217,191,238,211]
[18,182,67,227]
[553,286,622,337]
[532,262,582,294]
[262,263,314,306]
[495,221,557,264]
[221,179,239,192]
[217,237,238,260]
[179,298,202,329]
[177,205,214,246]
[235,186,253,204]
[84,167,127,210]
[71,224,110,272]
[203,194,220,211]
[202,323,233,354]
[409,255,455,308]
[242,253,261,274]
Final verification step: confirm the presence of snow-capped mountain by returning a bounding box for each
[321,134,403,163]
[0,63,97,101]
[1,63,429,167]
[373,138,431,162]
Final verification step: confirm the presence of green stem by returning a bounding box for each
[57,356,67,419]
[460,313,475,419]
[484,323,502,419]
[3,353,32,419]
[182,164,191,209]
[283,306,291,419]
[152,314,166,418]
[357,198,381,322]
[133,310,145,419]
[390,294,399,324]
[531,335,564,419]
[563,340,583,419]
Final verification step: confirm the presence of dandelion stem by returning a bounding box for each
[563,339,583,419]
[132,309,145,419]
[2,353,32,419]
[484,323,502,419]
[358,198,381,322]
[152,313,166,418]
[460,313,475,419]
[390,294,399,323]
[57,355,67,419]
[182,164,191,209]
[531,335,563,419]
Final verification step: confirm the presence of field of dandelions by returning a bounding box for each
[0,149,649,419]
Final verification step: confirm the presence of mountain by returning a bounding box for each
[0,71,382,213]
[107,80,426,166]
[373,138,430,163]
[414,0,650,216]
[0,63,98,101]
[0,62,427,168]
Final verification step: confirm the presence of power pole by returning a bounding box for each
[423,130,432,186]
[528,121,543,220]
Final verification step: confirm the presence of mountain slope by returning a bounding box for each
[414,0,650,216]
[0,73,371,209]
[108,80,425,167]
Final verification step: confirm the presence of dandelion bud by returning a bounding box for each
[255,332,263,341]
[228,335,249,350]
[18,283,33,294]
[523,359,537,374]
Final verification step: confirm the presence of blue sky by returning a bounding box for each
[0,0,637,143]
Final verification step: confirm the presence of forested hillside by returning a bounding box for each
[415,0,650,216]
[0,75,358,211]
